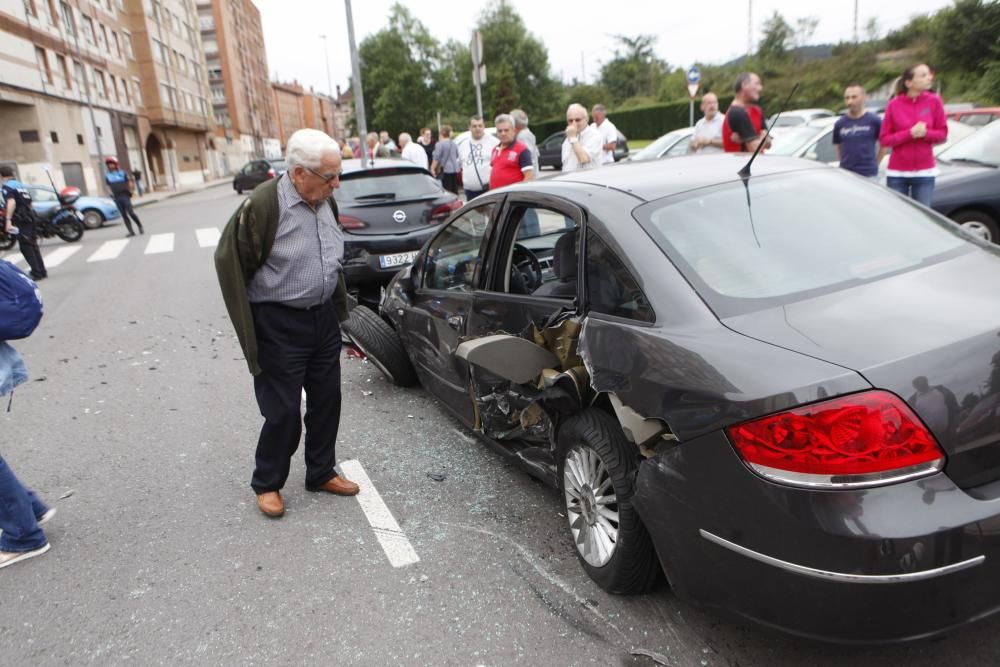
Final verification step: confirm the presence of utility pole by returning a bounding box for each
[747,0,753,59]
[470,31,484,119]
[320,34,334,97]
[345,0,368,160]
[853,0,859,43]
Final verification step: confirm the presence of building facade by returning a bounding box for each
[270,79,304,149]
[0,0,145,194]
[197,0,277,174]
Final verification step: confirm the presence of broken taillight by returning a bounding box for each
[338,215,368,230]
[725,391,945,488]
[430,200,462,223]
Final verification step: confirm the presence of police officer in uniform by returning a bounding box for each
[104,157,143,236]
[1,166,47,280]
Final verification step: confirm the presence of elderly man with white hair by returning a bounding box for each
[398,132,429,170]
[561,103,604,172]
[215,128,358,520]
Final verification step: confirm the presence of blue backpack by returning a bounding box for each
[0,260,43,340]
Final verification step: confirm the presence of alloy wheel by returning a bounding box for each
[563,444,620,568]
[960,220,993,242]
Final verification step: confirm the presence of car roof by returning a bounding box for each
[542,154,828,202]
[339,158,431,176]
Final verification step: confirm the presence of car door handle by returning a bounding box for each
[446,315,464,330]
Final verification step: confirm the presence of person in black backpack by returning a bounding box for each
[1,166,47,281]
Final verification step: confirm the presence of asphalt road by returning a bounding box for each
[4,184,1000,666]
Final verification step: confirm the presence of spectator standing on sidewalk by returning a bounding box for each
[590,104,619,164]
[418,128,435,165]
[510,109,539,174]
[398,133,429,170]
[690,93,724,154]
[1,166,47,281]
[880,64,947,206]
[833,85,884,180]
[561,104,604,172]
[722,72,771,153]
[132,169,144,196]
[104,157,143,237]
[458,115,500,200]
[489,114,535,189]
[431,125,461,195]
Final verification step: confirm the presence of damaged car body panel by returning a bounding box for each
[375,156,1000,642]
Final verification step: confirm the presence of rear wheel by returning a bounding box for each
[342,305,418,387]
[952,209,998,243]
[81,209,104,230]
[0,233,14,251]
[557,409,660,594]
[55,218,84,242]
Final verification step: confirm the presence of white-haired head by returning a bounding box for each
[566,103,589,123]
[510,109,528,128]
[398,132,412,146]
[285,129,340,169]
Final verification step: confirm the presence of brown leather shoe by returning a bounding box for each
[307,475,360,496]
[256,491,285,518]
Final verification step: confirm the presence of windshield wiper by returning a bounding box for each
[354,192,397,200]
[944,158,997,168]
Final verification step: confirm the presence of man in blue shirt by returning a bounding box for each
[1,166,47,280]
[833,85,885,179]
[104,157,143,236]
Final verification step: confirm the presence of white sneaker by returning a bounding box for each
[0,543,51,570]
[36,508,56,526]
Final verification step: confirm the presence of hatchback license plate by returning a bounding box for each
[379,250,419,269]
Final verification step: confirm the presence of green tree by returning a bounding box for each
[932,0,1000,75]
[757,12,794,63]
[599,34,667,105]
[475,0,561,120]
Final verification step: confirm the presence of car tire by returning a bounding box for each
[81,209,104,230]
[235,185,243,195]
[557,408,659,595]
[951,209,998,244]
[342,305,418,387]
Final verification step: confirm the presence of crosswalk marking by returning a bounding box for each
[87,239,129,262]
[144,233,174,255]
[41,246,81,268]
[196,227,220,248]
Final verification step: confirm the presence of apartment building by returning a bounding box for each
[271,78,304,149]
[0,0,145,193]
[121,0,217,188]
[197,0,278,171]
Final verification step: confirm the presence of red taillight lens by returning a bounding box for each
[430,199,462,222]
[726,391,945,487]
[267,168,276,178]
[338,215,368,230]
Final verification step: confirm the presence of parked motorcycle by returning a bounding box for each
[0,186,85,248]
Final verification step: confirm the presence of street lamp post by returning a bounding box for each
[320,34,334,98]
[345,0,368,162]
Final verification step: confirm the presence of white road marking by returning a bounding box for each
[196,227,221,248]
[42,245,81,267]
[144,233,174,254]
[339,459,420,568]
[87,239,129,262]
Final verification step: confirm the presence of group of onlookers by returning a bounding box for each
[690,64,948,205]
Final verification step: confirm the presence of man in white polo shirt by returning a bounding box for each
[591,104,619,164]
[458,115,499,200]
[690,92,725,154]
[562,103,604,172]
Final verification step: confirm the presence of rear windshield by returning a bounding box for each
[271,160,288,171]
[635,169,970,316]
[336,169,440,202]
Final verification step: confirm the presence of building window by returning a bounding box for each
[109,75,120,103]
[24,0,37,18]
[111,31,121,58]
[56,54,70,90]
[20,130,41,143]
[77,133,84,144]
[122,31,133,59]
[59,1,75,36]
[160,83,174,108]
[99,25,109,51]
[35,46,52,84]
[152,39,164,64]
[122,80,130,105]
[81,15,95,45]
[132,77,143,105]
[45,0,56,25]
[94,69,107,98]
[50,131,58,143]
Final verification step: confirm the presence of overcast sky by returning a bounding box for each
[255,0,956,97]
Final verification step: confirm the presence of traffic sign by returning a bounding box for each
[686,66,700,85]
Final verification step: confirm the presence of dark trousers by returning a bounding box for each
[114,195,142,234]
[16,219,46,278]
[464,188,486,201]
[250,299,343,494]
[441,172,459,194]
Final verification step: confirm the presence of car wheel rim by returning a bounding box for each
[960,220,993,242]
[564,444,619,568]
[83,211,101,228]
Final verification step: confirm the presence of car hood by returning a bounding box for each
[722,248,1000,489]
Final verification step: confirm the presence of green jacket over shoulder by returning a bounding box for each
[214,176,351,376]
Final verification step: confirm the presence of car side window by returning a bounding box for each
[29,189,57,202]
[665,137,691,157]
[811,132,837,163]
[586,232,654,323]
[422,203,494,292]
[502,204,577,296]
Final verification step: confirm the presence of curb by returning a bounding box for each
[133,179,231,208]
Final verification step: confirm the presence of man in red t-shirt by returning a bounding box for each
[489,114,535,189]
[722,72,772,153]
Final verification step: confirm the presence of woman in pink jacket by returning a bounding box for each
[879,64,948,206]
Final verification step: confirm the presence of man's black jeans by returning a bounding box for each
[250,299,343,494]
[114,194,142,234]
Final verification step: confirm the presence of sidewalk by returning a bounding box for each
[132,177,231,208]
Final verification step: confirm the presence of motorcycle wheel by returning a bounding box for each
[55,219,84,243]
[0,234,14,251]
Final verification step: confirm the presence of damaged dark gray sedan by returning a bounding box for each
[350,154,1000,643]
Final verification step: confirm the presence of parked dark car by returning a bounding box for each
[336,158,461,309]
[232,158,288,194]
[932,119,1000,243]
[351,154,1000,643]
[538,130,629,170]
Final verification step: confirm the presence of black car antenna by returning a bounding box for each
[738,82,800,180]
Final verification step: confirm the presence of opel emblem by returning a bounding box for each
[393,210,407,224]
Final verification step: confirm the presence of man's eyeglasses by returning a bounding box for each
[305,166,341,183]
[568,117,586,123]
